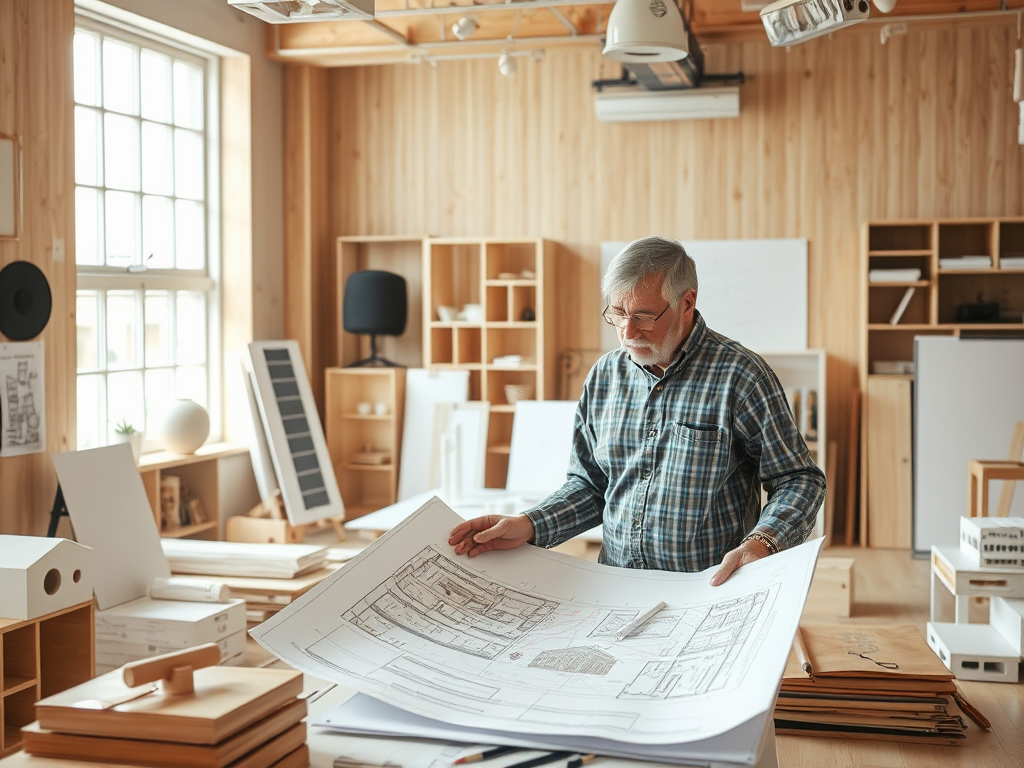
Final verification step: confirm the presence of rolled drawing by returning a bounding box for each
[149,576,229,603]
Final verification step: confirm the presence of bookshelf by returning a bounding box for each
[860,218,1024,548]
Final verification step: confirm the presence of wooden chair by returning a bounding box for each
[968,422,1024,517]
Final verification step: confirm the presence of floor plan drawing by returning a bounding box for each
[0,341,45,456]
[252,497,823,749]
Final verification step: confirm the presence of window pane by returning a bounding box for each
[142,195,174,268]
[102,38,137,115]
[75,106,102,186]
[176,365,207,407]
[105,190,138,266]
[141,122,173,195]
[106,290,139,369]
[107,370,144,441]
[145,367,174,437]
[174,199,204,269]
[174,129,204,200]
[140,49,172,123]
[176,292,206,364]
[173,61,203,130]
[77,374,105,450]
[145,290,173,367]
[104,113,140,191]
[73,31,100,107]
[76,290,101,370]
[75,187,102,266]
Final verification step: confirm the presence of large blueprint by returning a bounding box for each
[252,497,822,752]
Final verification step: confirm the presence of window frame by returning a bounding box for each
[73,10,223,453]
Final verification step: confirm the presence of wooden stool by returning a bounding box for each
[968,459,1024,517]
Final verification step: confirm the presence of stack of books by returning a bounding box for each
[15,651,308,768]
[774,624,988,746]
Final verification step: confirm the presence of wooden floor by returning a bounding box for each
[777,546,1024,768]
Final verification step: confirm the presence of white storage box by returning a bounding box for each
[95,596,246,647]
[991,596,1024,657]
[959,516,1024,568]
[926,621,1020,683]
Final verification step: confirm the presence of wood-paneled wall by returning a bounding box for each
[0,0,77,535]
[286,20,1024,536]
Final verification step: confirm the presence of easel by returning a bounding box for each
[46,484,70,538]
[225,490,346,544]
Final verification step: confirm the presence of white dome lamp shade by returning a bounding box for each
[603,0,689,63]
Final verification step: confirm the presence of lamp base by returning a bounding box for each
[345,334,404,368]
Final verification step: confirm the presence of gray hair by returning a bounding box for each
[601,236,698,306]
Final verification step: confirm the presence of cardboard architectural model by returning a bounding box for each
[0,535,92,620]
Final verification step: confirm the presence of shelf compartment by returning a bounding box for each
[936,272,1024,324]
[428,242,482,318]
[486,368,536,406]
[38,604,93,698]
[454,326,482,365]
[336,468,395,519]
[336,418,396,461]
[160,521,218,539]
[867,327,953,369]
[937,222,994,259]
[868,284,930,325]
[429,326,454,365]
[2,625,36,687]
[998,221,1024,263]
[3,685,37,754]
[486,285,510,322]
[158,461,218,538]
[486,327,537,365]
[485,241,537,280]
[867,254,932,277]
[867,224,931,252]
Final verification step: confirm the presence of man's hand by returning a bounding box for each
[709,538,771,586]
[449,515,535,558]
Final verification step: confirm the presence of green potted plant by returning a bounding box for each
[113,419,142,463]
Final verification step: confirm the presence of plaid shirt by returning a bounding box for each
[526,311,826,572]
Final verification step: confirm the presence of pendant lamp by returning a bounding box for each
[602,0,689,63]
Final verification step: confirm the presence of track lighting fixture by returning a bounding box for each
[451,15,478,40]
[498,51,517,76]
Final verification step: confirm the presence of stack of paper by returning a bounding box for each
[214,565,343,625]
[775,624,985,745]
[161,539,328,579]
[252,498,824,766]
[19,664,307,768]
[1001,255,1024,269]
[868,268,922,282]
[95,596,247,674]
[939,255,992,269]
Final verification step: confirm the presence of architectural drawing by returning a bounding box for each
[0,341,45,456]
[252,497,823,747]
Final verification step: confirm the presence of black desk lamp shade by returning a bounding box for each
[343,270,407,367]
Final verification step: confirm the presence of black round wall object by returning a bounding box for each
[343,270,408,336]
[0,261,53,341]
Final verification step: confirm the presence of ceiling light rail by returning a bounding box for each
[371,0,614,18]
[272,25,603,54]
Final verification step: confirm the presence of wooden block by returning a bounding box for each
[226,516,303,545]
[803,557,855,617]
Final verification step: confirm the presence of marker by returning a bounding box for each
[614,601,667,641]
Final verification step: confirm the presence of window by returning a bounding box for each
[73,15,220,451]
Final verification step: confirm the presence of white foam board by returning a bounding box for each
[926,621,1020,684]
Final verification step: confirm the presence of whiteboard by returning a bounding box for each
[914,336,1024,554]
[601,239,807,353]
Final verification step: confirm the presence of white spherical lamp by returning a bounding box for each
[159,399,210,454]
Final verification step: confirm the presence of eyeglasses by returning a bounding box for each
[602,302,670,331]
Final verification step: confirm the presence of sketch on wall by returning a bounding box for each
[0,341,45,456]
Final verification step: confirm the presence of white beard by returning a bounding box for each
[622,340,660,367]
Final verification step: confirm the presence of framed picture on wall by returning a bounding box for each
[0,134,20,239]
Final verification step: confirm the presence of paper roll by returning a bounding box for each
[1013,48,1023,103]
[149,576,229,603]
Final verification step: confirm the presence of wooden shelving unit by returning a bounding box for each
[423,238,561,488]
[0,601,94,756]
[860,218,1024,548]
[324,367,406,520]
[137,443,256,540]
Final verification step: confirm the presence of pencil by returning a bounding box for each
[793,626,812,675]
[566,756,596,768]
[504,751,575,768]
[614,601,667,641]
[453,746,526,764]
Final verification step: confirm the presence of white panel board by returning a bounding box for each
[397,369,470,500]
[246,341,344,526]
[601,239,807,353]
[914,337,1024,554]
[52,444,171,610]
[428,402,490,494]
[505,400,578,496]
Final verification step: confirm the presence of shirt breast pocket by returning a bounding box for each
[669,422,727,509]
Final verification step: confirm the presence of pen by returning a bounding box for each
[793,627,812,676]
[453,746,527,764]
[504,751,575,768]
[615,601,667,640]
[566,756,596,768]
